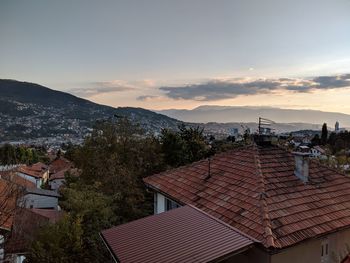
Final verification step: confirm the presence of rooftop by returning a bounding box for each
[25,187,60,197]
[144,144,350,249]
[49,157,72,174]
[101,205,255,263]
[18,162,48,178]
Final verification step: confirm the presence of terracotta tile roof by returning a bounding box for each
[0,171,36,189]
[18,162,48,179]
[30,208,64,223]
[101,205,255,263]
[5,208,64,253]
[0,178,22,230]
[49,167,79,181]
[49,168,69,180]
[144,145,350,249]
[49,158,72,174]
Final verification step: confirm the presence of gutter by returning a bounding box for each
[99,232,120,263]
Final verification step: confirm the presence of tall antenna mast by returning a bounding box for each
[258,117,275,135]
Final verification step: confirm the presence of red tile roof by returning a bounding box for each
[18,162,48,178]
[30,208,64,223]
[0,178,22,230]
[49,167,79,180]
[0,171,36,189]
[5,208,64,253]
[49,158,72,174]
[144,145,350,249]
[101,205,255,263]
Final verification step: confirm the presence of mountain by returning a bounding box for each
[0,79,181,141]
[158,105,350,128]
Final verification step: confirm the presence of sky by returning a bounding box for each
[1,0,350,113]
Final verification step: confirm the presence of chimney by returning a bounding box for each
[293,152,310,182]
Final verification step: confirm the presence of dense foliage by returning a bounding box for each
[26,119,240,262]
[0,144,48,165]
[328,131,350,154]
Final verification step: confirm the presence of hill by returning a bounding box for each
[0,79,180,141]
[158,105,350,128]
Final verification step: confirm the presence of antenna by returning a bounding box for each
[258,117,275,135]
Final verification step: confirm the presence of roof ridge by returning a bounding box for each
[253,144,276,248]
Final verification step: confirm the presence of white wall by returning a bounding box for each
[21,194,58,209]
[155,192,166,214]
[50,179,65,191]
[17,172,41,188]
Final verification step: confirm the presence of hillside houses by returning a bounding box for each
[17,162,49,188]
[0,157,76,262]
[102,139,350,263]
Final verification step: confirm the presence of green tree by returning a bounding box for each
[311,134,321,146]
[160,125,209,167]
[160,128,186,167]
[26,215,85,263]
[321,123,328,145]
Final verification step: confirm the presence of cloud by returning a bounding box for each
[137,95,159,101]
[159,74,350,101]
[69,80,134,97]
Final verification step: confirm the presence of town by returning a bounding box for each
[2,0,350,262]
[1,117,350,262]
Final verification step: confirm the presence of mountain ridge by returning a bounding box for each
[158,105,350,127]
[0,79,181,141]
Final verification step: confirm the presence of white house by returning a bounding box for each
[17,163,49,188]
[310,146,326,158]
[20,188,60,210]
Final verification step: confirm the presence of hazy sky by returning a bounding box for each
[1,0,350,112]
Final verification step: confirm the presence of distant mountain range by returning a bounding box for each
[158,105,350,128]
[0,79,180,141]
[1,79,347,142]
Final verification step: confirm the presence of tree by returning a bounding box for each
[160,129,186,167]
[0,175,26,259]
[311,134,321,146]
[160,125,209,167]
[71,118,163,221]
[26,215,86,263]
[321,123,328,145]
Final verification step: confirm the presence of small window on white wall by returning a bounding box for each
[321,238,329,263]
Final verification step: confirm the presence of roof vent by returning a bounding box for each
[293,152,310,182]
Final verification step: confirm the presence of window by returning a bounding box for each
[321,239,329,263]
[165,198,180,211]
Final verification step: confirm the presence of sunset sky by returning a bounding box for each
[1,0,350,113]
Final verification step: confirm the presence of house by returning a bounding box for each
[49,157,72,174]
[0,173,62,262]
[103,139,350,263]
[17,162,49,188]
[20,187,60,210]
[0,178,23,262]
[310,146,326,158]
[49,169,68,191]
[49,168,78,191]
[48,158,76,191]
[5,208,64,263]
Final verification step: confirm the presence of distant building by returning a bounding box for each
[310,146,326,159]
[335,121,340,133]
[228,127,238,137]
